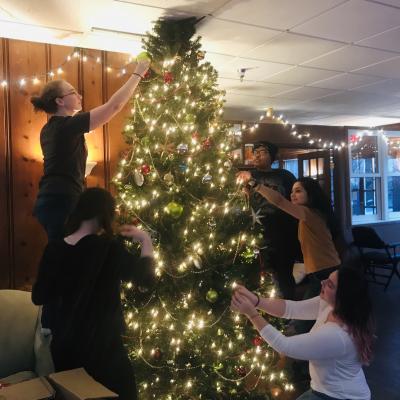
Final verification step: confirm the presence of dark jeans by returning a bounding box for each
[34,193,79,241]
[294,265,340,334]
[297,389,349,400]
[34,193,79,329]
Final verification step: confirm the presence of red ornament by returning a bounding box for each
[236,366,247,377]
[252,336,263,346]
[202,137,212,150]
[153,348,162,360]
[140,164,151,175]
[163,71,173,84]
[144,70,151,79]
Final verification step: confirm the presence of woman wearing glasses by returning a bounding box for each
[30,59,149,242]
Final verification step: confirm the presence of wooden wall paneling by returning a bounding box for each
[105,51,133,194]
[0,38,11,288]
[8,39,48,289]
[82,48,105,189]
[49,45,78,92]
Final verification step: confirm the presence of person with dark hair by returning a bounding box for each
[31,58,150,241]
[237,141,300,299]
[32,188,155,400]
[231,266,374,400]
[255,177,341,334]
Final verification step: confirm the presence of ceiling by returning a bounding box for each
[2,0,400,127]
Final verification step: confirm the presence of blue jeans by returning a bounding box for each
[34,193,79,241]
[297,389,348,400]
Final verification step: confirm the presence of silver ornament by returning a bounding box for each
[163,172,174,186]
[177,143,189,154]
[134,170,144,186]
[202,173,212,183]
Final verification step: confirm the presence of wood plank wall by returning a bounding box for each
[0,38,133,290]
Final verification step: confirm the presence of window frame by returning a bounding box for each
[348,129,400,224]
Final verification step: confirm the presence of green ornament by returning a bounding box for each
[136,51,151,62]
[213,362,224,371]
[206,289,218,303]
[166,201,183,219]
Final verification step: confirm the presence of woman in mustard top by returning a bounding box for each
[255,177,341,333]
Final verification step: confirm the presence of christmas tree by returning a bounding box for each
[114,18,294,400]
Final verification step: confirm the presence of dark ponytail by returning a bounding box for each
[30,80,64,114]
[65,188,116,237]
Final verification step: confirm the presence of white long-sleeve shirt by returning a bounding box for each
[260,296,371,400]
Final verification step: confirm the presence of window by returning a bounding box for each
[348,129,400,224]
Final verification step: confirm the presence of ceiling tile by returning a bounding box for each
[197,18,280,56]
[218,78,296,97]
[354,56,400,79]
[303,45,398,72]
[273,86,341,100]
[218,57,293,80]
[265,66,340,85]
[309,73,385,90]
[352,78,400,96]
[114,0,229,15]
[244,32,344,65]
[357,26,400,53]
[293,0,400,43]
[214,0,345,30]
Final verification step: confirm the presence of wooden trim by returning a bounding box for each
[2,38,14,288]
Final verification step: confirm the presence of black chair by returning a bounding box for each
[352,226,400,291]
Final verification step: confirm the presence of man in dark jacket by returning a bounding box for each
[238,141,300,299]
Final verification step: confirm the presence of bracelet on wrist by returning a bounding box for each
[254,293,260,307]
[132,72,144,79]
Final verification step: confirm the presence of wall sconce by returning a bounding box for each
[85,161,97,177]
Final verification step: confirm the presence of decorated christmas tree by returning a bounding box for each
[114,17,294,400]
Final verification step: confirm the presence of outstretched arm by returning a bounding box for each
[89,60,149,131]
[255,184,306,220]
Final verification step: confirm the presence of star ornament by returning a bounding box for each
[251,207,264,227]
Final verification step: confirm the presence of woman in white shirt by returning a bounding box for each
[231,267,374,400]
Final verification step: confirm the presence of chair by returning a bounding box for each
[352,226,400,291]
[0,290,54,384]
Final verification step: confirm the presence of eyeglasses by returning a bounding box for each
[58,90,79,98]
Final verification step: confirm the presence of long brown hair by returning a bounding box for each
[334,267,375,365]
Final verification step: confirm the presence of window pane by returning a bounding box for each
[351,177,379,216]
[387,137,400,174]
[351,136,379,174]
[318,157,324,175]
[310,159,317,177]
[303,160,309,176]
[388,176,400,213]
[283,159,298,178]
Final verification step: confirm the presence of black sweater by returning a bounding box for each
[32,234,155,360]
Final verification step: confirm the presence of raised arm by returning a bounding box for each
[255,184,306,220]
[89,60,149,131]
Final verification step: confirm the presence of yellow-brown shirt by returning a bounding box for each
[298,207,340,274]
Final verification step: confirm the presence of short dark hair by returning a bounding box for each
[65,188,116,236]
[254,141,278,162]
[30,80,64,114]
